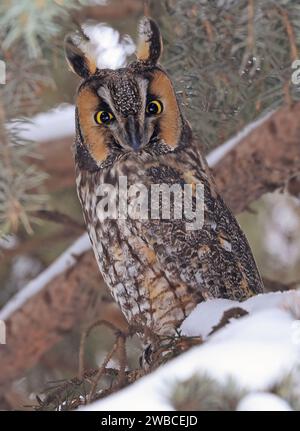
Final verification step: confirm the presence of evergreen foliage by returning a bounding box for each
[155,0,300,149]
[0,0,90,236]
[170,373,246,411]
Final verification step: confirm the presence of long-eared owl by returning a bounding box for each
[64,18,263,343]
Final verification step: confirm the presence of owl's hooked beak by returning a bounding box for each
[125,115,142,152]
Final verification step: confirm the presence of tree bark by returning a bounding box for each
[213,102,300,214]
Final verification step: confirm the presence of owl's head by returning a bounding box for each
[65,18,191,170]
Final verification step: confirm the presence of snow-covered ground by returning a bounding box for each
[81,290,300,411]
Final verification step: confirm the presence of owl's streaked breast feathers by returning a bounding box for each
[65,17,264,340]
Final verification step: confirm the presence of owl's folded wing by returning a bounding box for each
[131,190,263,303]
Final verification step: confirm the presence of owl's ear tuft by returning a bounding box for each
[136,17,163,64]
[64,33,97,79]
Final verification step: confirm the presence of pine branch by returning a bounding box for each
[0,113,48,236]
[170,374,246,411]
[154,0,300,150]
[0,0,91,59]
[0,0,93,236]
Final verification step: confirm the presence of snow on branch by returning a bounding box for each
[0,234,90,321]
[9,104,76,143]
[82,290,300,411]
[207,110,274,167]
[0,241,109,391]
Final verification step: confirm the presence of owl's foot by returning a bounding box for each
[139,335,202,370]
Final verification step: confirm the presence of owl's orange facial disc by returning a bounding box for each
[148,70,181,148]
[77,87,110,163]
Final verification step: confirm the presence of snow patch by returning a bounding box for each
[237,392,292,411]
[0,234,18,250]
[181,291,300,339]
[9,104,75,143]
[81,290,300,411]
[82,24,135,70]
[262,194,300,267]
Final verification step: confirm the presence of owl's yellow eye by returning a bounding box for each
[94,110,114,125]
[146,100,163,116]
